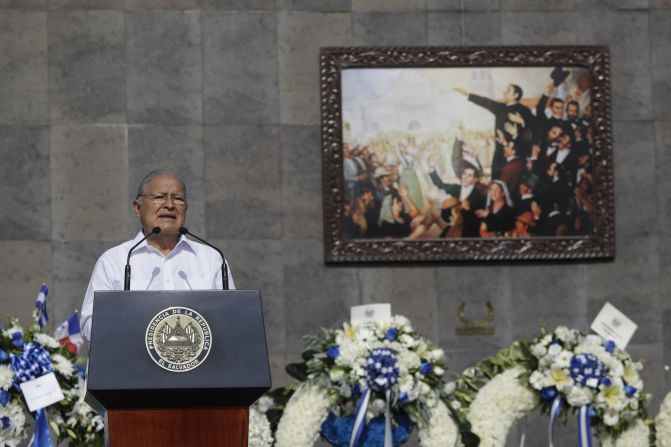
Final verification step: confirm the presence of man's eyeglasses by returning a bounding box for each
[140,194,187,206]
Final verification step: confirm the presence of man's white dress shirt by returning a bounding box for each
[80,231,235,341]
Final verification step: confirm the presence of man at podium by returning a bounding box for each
[80,170,235,342]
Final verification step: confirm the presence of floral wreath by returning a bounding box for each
[448,326,651,447]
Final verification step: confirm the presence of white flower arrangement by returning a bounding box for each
[248,406,274,447]
[528,326,649,437]
[655,391,671,447]
[468,366,538,447]
[275,383,331,447]
[0,317,103,446]
[416,398,460,447]
[601,418,651,447]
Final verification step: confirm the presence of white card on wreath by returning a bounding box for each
[20,372,64,412]
[590,302,637,350]
[351,303,391,327]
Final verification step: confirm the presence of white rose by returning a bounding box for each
[34,333,61,349]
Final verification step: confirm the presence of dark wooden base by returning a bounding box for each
[106,407,249,447]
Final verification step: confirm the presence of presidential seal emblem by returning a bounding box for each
[145,306,212,372]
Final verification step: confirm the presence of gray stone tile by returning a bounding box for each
[126,12,202,124]
[428,0,500,10]
[576,0,649,8]
[278,11,352,125]
[651,11,671,119]
[436,265,514,352]
[502,11,582,44]
[502,0,577,9]
[652,0,671,7]
[612,121,656,236]
[204,124,282,239]
[51,240,120,327]
[655,121,671,232]
[463,11,502,44]
[0,126,50,240]
[125,0,201,9]
[50,125,131,241]
[0,241,52,330]
[127,125,205,235]
[203,12,278,125]
[586,233,661,344]
[510,264,589,340]
[278,0,349,11]
[283,239,360,352]
[48,11,126,124]
[49,0,123,8]
[0,11,47,125]
[352,12,426,46]
[427,12,462,45]
[210,239,285,352]
[579,10,652,121]
[627,343,665,411]
[359,267,438,340]
[199,0,276,9]
[0,0,46,7]
[269,352,292,389]
[351,0,425,11]
[280,126,322,239]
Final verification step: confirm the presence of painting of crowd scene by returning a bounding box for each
[341,66,594,241]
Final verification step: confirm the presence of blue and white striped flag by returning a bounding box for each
[34,283,48,329]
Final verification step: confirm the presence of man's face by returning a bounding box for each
[360,190,374,207]
[381,175,393,188]
[461,168,476,187]
[551,100,564,118]
[133,175,187,236]
[547,126,562,142]
[567,103,579,120]
[503,84,516,102]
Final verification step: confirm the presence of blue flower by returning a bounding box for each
[604,340,616,353]
[624,385,637,397]
[570,353,606,387]
[11,332,23,348]
[1,416,10,429]
[541,387,557,400]
[326,345,340,359]
[0,349,8,363]
[0,390,10,407]
[420,362,432,376]
[364,348,399,391]
[601,377,612,387]
[399,392,409,404]
[351,383,361,396]
[549,339,562,347]
[385,328,398,341]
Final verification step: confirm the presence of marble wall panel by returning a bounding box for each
[502,0,577,9]
[212,239,285,352]
[283,239,360,352]
[0,126,50,240]
[127,125,205,235]
[0,11,47,125]
[427,12,463,44]
[48,0,124,9]
[651,11,671,119]
[203,12,278,125]
[576,0,649,8]
[278,0,350,11]
[428,0,501,10]
[351,0,425,11]
[199,0,276,10]
[278,11,352,125]
[429,11,502,44]
[51,239,119,326]
[125,0,201,9]
[50,126,130,241]
[0,0,46,9]
[204,124,282,239]
[0,241,52,329]
[126,12,202,124]
[49,11,126,124]
[358,267,439,340]
[280,126,322,239]
[352,12,426,45]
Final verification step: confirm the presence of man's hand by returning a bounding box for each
[507,111,525,126]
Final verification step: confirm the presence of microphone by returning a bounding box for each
[179,227,229,290]
[124,227,161,291]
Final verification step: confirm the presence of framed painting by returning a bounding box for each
[321,46,614,262]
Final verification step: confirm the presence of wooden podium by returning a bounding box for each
[85,290,271,447]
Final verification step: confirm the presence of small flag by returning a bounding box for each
[34,284,48,329]
[54,312,84,354]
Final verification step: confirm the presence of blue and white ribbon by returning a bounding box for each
[349,388,371,447]
[548,396,563,447]
[10,343,55,447]
[34,284,49,329]
[578,405,593,447]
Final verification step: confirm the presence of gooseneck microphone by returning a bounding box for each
[179,227,229,290]
[124,226,161,290]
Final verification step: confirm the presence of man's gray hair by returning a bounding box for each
[135,170,187,201]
